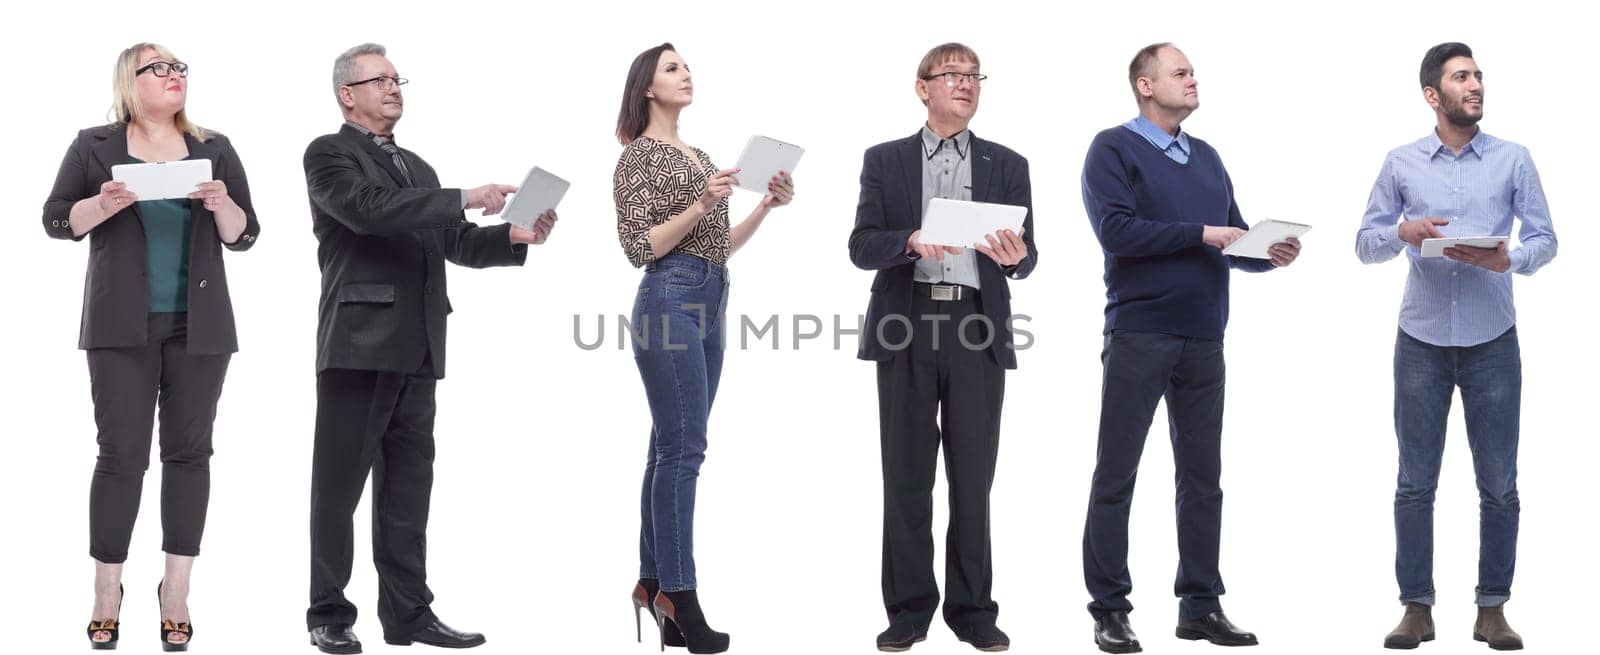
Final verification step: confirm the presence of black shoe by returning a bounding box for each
[953,623,1010,652]
[876,620,928,652]
[309,624,362,654]
[634,579,686,647]
[386,620,486,648]
[1095,611,1142,653]
[654,590,729,654]
[157,581,193,652]
[86,584,124,651]
[1176,611,1258,647]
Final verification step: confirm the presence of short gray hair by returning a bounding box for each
[333,43,387,102]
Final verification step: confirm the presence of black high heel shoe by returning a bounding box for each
[652,590,729,654]
[86,583,123,650]
[156,581,193,652]
[632,579,685,647]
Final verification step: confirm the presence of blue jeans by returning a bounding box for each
[633,252,729,592]
[1393,327,1521,608]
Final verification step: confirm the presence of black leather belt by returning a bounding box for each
[917,282,977,301]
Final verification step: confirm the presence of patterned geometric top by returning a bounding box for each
[613,135,730,267]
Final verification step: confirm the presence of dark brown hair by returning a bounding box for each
[616,42,676,145]
[1128,42,1175,101]
[1420,42,1473,90]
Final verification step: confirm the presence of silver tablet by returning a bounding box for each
[731,135,803,194]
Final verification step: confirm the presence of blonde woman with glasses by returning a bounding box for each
[42,42,260,652]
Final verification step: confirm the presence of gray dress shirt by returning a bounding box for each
[915,125,982,289]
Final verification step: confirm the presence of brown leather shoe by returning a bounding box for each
[1473,606,1523,650]
[1383,602,1435,649]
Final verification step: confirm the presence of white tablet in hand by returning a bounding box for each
[731,135,803,194]
[919,198,1027,249]
[1222,219,1312,259]
[1420,236,1508,258]
[110,159,212,201]
[502,167,570,230]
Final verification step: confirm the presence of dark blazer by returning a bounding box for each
[848,130,1037,370]
[304,124,526,378]
[43,124,260,354]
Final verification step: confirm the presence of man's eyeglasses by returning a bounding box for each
[136,61,188,78]
[343,76,409,91]
[922,72,987,88]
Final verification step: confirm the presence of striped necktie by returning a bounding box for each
[373,136,414,186]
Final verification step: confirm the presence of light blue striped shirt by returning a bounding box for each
[1122,115,1191,164]
[1356,130,1558,347]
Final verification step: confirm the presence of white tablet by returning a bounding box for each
[919,198,1027,249]
[731,135,803,194]
[502,167,570,230]
[110,159,212,201]
[1420,236,1507,258]
[1222,219,1312,259]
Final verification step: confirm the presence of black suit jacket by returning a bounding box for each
[848,130,1037,370]
[43,124,260,354]
[304,124,526,378]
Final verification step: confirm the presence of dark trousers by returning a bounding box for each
[1393,327,1521,607]
[86,312,230,563]
[1083,330,1226,622]
[877,289,1005,631]
[307,366,439,639]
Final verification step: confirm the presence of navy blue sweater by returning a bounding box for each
[1081,126,1275,341]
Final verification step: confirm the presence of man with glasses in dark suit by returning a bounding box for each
[850,42,1037,653]
[302,43,556,654]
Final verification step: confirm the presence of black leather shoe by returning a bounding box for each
[953,623,1010,652]
[309,624,362,654]
[1176,611,1258,647]
[1095,611,1142,653]
[876,621,928,652]
[385,620,486,649]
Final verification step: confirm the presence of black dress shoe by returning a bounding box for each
[1176,611,1258,647]
[309,624,362,654]
[385,620,486,649]
[876,621,928,652]
[1095,611,1142,653]
[953,623,1010,652]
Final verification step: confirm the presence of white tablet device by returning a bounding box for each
[110,159,212,201]
[1222,219,1312,259]
[731,135,803,194]
[1420,236,1508,258]
[919,198,1027,249]
[502,167,570,230]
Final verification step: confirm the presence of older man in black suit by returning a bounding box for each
[302,43,555,654]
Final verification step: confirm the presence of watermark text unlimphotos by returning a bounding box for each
[572,309,1034,352]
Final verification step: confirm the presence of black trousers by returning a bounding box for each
[307,366,439,639]
[877,288,1005,631]
[1083,330,1227,622]
[86,312,230,563]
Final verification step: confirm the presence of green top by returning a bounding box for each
[131,158,193,313]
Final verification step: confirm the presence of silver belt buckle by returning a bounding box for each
[931,284,959,301]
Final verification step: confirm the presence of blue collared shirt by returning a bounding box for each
[1355,130,1558,347]
[1122,115,1191,164]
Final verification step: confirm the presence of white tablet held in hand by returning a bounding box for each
[1222,219,1312,259]
[110,159,212,201]
[919,198,1027,249]
[731,135,803,194]
[1420,236,1508,258]
[502,167,570,230]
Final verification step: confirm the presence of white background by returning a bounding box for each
[1,1,1594,653]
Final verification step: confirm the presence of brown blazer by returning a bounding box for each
[43,124,260,354]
